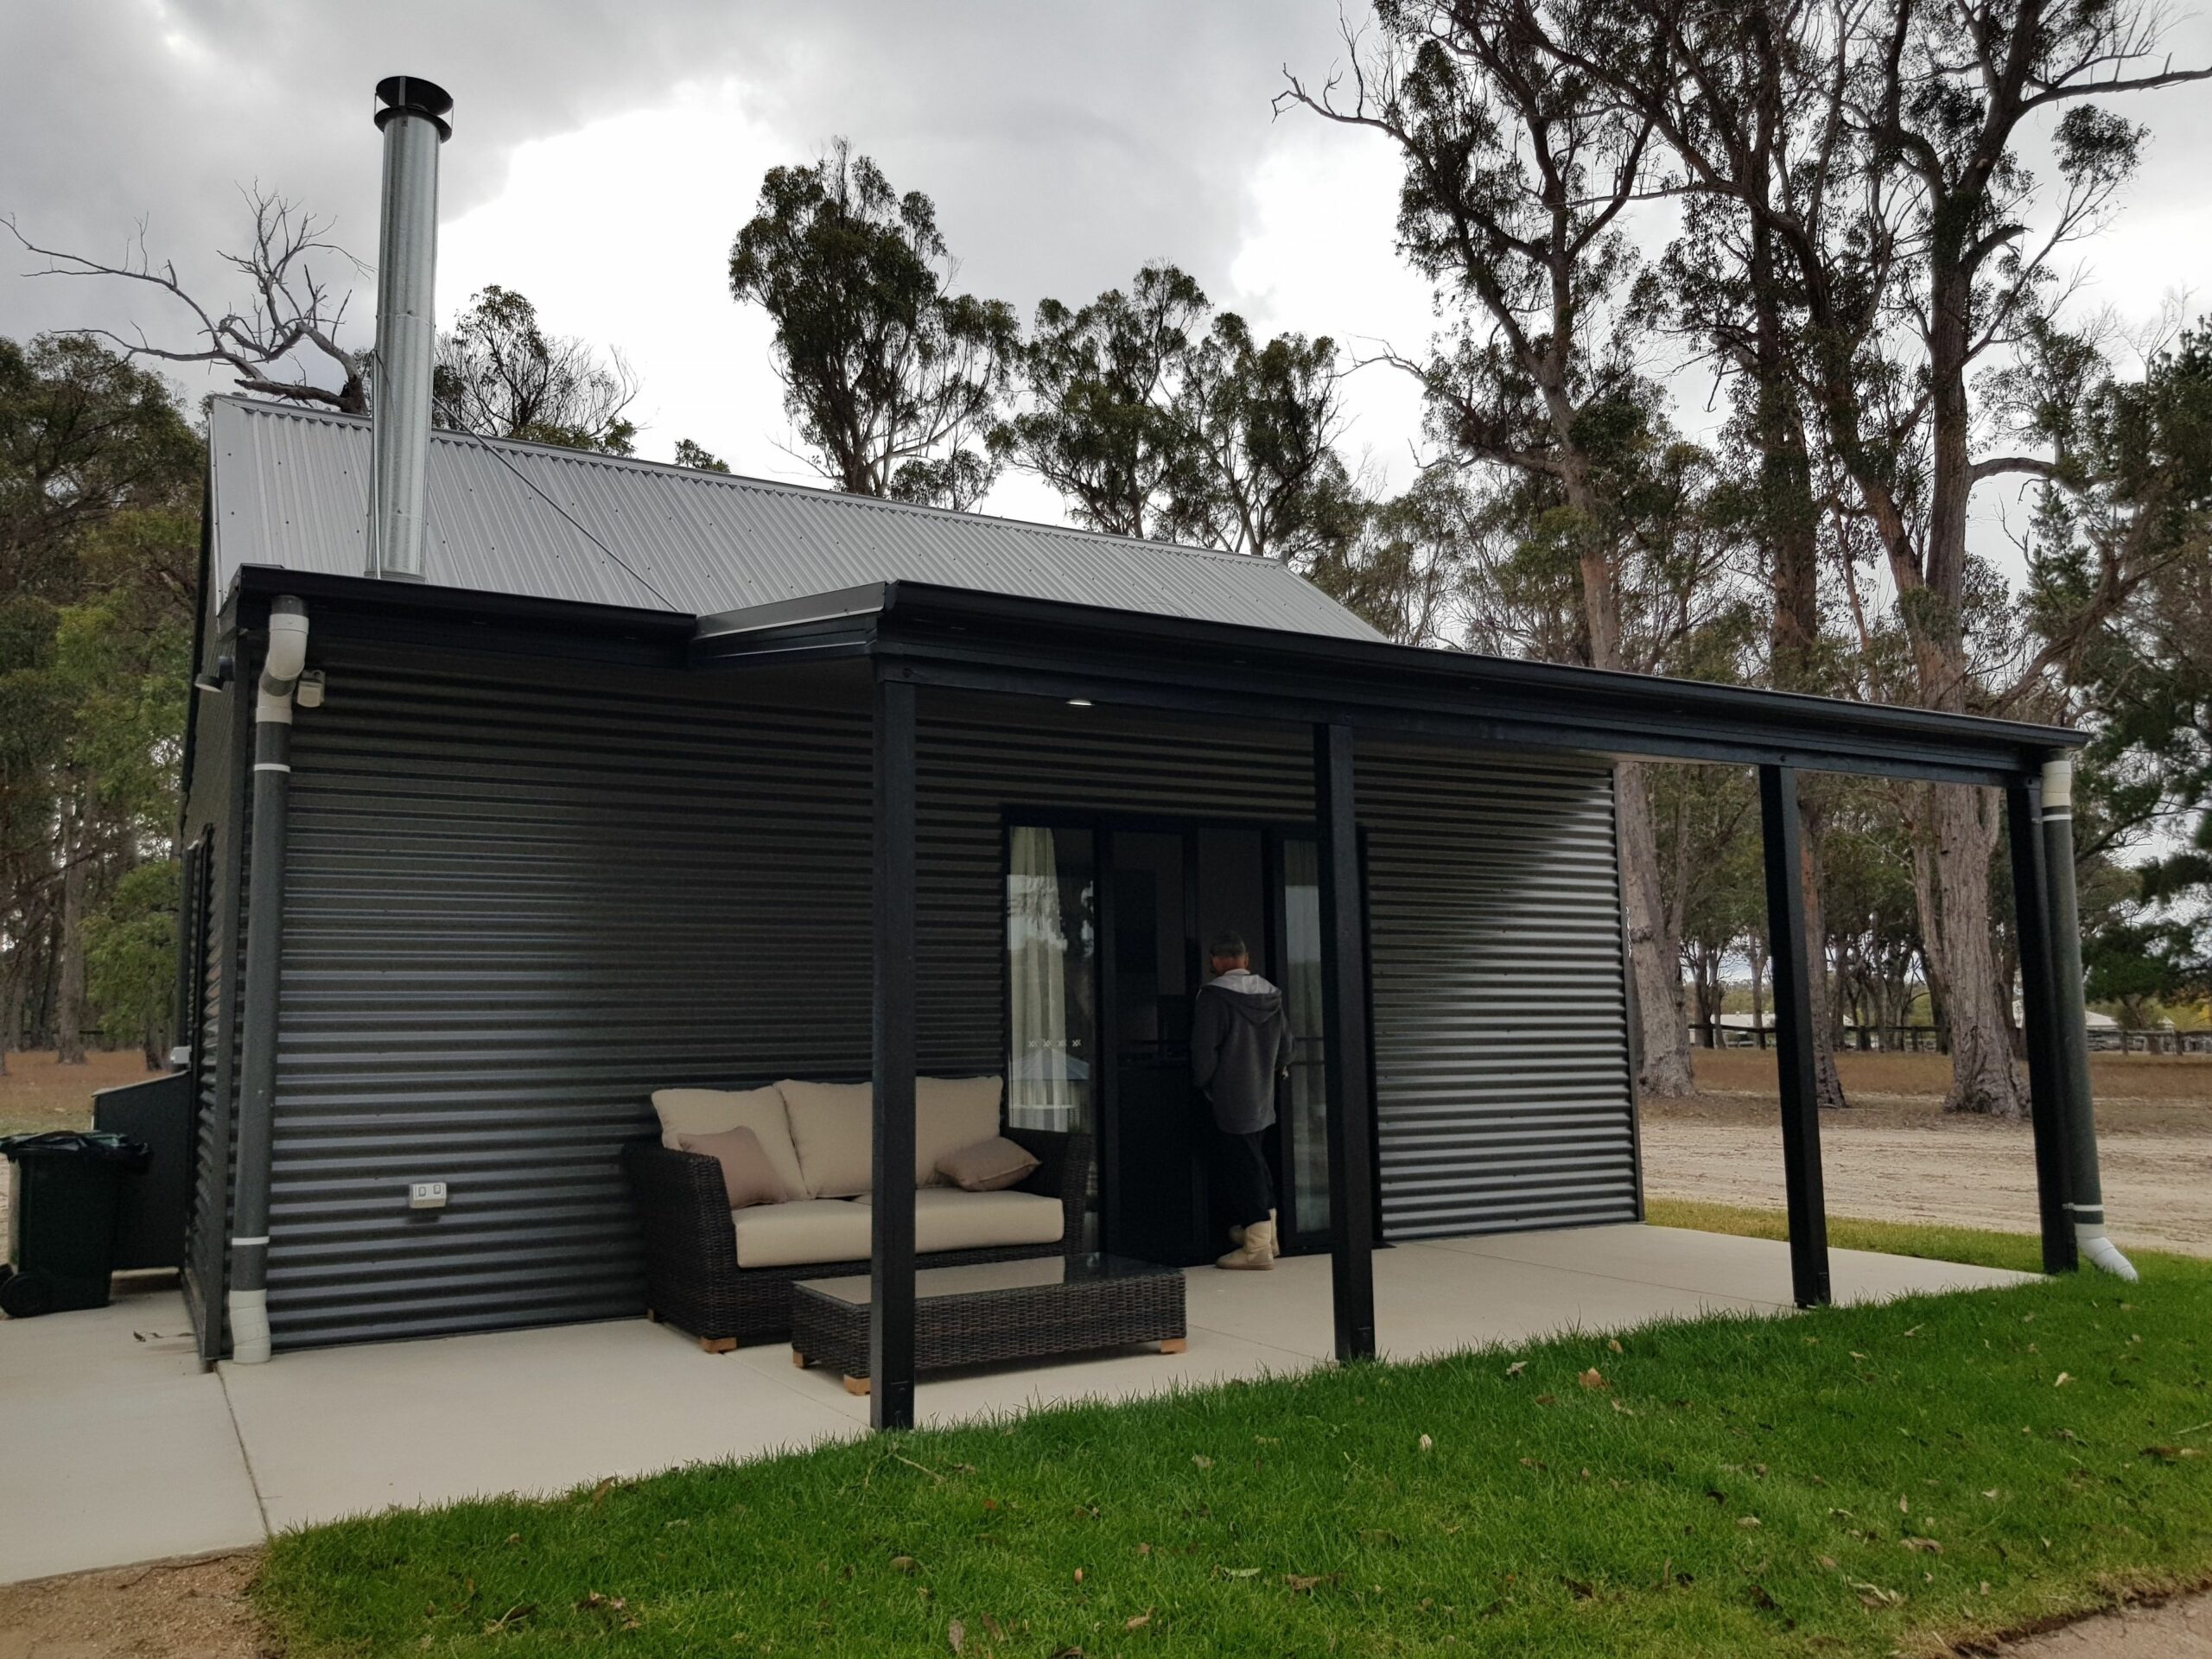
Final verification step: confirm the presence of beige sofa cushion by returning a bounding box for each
[677,1126,785,1211]
[861,1187,1066,1254]
[778,1079,874,1198]
[652,1086,804,1201]
[730,1198,874,1269]
[914,1075,1003,1186]
[937,1135,1040,1192]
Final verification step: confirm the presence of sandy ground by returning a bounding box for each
[0,1549,2197,1657]
[0,1554,262,1659]
[1646,1052,2212,1260]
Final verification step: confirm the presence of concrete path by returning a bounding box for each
[0,1282,262,1585]
[0,1224,2026,1581]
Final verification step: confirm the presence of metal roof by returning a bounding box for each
[206,396,1384,641]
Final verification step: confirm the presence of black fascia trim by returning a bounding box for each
[228,565,696,669]
[855,581,2079,784]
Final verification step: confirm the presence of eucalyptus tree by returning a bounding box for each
[992,263,1211,538]
[433,286,639,454]
[729,141,1018,509]
[2024,319,2212,1014]
[1164,315,1366,565]
[1281,0,1700,1094]
[1533,0,2209,1114]
[0,335,199,1070]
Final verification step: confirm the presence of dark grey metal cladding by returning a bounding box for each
[1362,744,1637,1236]
[260,647,1632,1347]
[181,675,247,1360]
[269,648,874,1348]
[912,698,1316,1066]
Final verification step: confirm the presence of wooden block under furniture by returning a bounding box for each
[700,1335,737,1355]
[791,1348,807,1368]
[1159,1338,1187,1354]
[842,1374,871,1396]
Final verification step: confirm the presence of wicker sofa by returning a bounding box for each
[622,1076,1089,1351]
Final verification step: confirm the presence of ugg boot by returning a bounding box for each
[1229,1210,1281,1259]
[1217,1218,1275,1270]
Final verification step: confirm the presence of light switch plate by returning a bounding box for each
[409,1180,448,1210]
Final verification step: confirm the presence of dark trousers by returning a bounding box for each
[1207,1125,1275,1230]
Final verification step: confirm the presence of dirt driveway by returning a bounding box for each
[1643,1052,2212,1259]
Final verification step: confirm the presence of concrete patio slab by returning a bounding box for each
[0,1224,2037,1582]
[1438,1222,2028,1307]
[0,1286,263,1584]
[220,1314,865,1534]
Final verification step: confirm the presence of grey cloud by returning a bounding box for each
[2,1,1357,401]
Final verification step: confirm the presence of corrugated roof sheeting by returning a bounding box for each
[208,397,1382,640]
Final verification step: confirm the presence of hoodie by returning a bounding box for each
[1192,969,1295,1134]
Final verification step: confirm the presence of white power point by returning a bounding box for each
[409,1180,448,1211]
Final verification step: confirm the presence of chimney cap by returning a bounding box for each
[374,75,454,139]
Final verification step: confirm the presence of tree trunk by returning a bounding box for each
[1929,784,2023,1116]
[1796,803,1849,1109]
[55,784,90,1065]
[1619,760,1695,1096]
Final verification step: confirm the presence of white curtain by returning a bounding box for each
[1007,825,1075,1129]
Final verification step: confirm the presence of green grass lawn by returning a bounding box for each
[258,1225,2212,1659]
[1643,1197,2051,1275]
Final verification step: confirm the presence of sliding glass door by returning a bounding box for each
[1004,824,1096,1137]
[1002,814,1361,1265]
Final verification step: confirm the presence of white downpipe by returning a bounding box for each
[2076,1224,2139,1283]
[2040,759,2073,816]
[228,1287,271,1365]
[227,596,308,1365]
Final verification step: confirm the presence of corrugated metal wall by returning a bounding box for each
[257,645,1635,1349]
[181,681,245,1359]
[1363,746,1639,1236]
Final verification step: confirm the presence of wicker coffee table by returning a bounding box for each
[790,1253,1186,1395]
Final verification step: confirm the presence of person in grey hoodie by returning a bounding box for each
[1192,931,1294,1269]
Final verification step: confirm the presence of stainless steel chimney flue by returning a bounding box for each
[366,75,452,582]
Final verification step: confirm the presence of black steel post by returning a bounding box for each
[1315,721,1376,1361]
[1758,764,1832,1308]
[869,672,920,1428]
[2037,759,2136,1280]
[2004,781,2077,1274]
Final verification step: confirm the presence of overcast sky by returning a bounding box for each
[4,0,2209,535]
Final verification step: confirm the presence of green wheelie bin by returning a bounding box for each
[0,1131,149,1318]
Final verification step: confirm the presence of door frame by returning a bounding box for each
[998,806,1379,1261]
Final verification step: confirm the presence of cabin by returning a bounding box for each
[175,392,2116,1427]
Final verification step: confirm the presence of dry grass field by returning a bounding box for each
[1691,1046,2212,1109]
[0,1048,153,1135]
[1643,1049,2212,1257]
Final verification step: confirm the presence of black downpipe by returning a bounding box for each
[2037,758,2137,1281]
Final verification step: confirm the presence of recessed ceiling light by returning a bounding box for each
[1067,698,1093,708]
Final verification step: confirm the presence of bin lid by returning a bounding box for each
[0,1129,150,1167]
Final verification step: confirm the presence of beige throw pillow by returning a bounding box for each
[937,1135,1041,1193]
[914,1075,1003,1187]
[650,1086,805,1202]
[677,1126,786,1211]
